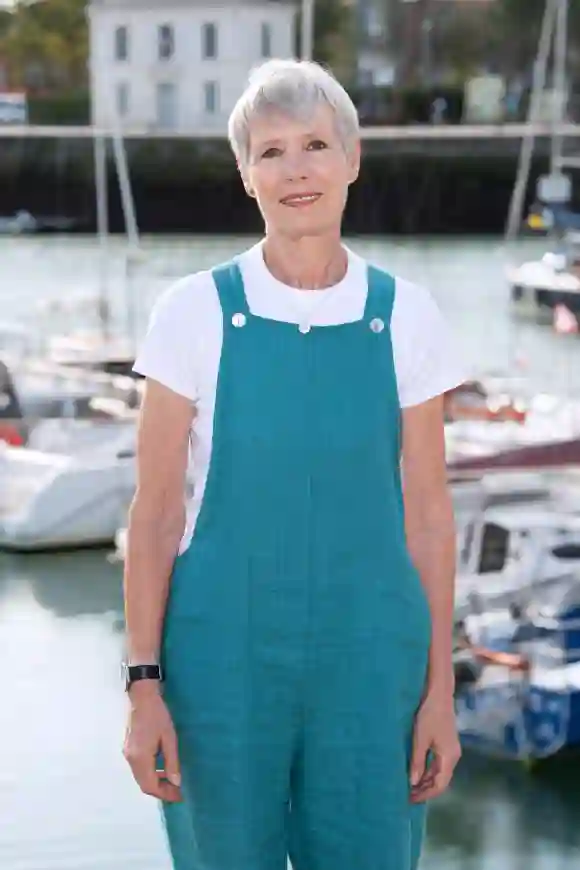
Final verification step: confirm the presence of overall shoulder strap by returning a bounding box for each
[211,259,250,322]
[364,265,396,325]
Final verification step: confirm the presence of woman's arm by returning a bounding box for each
[124,378,195,671]
[402,394,461,801]
[401,394,456,696]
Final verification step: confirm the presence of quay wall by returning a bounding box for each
[0,124,578,235]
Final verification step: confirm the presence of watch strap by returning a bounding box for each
[124,662,163,690]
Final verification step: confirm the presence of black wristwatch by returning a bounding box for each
[123,662,163,692]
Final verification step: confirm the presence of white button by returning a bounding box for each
[299,323,311,334]
[370,317,385,333]
[232,313,246,328]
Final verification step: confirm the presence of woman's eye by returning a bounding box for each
[307,140,328,151]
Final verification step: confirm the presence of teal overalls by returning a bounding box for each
[159,259,432,870]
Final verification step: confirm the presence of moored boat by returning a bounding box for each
[455,579,580,763]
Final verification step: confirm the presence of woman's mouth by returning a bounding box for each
[280,193,322,207]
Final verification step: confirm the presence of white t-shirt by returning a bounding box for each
[134,242,467,552]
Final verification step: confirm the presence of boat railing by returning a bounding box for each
[14,357,141,401]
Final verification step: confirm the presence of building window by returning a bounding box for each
[115,25,129,61]
[116,81,129,118]
[260,22,272,58]
[203,80,219,115]
[156,82,178,129]
[158,24,175,61]
[202,23,218,59]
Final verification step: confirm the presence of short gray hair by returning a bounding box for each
[228,59,360,168]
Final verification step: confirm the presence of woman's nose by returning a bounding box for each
[281,151,308,180]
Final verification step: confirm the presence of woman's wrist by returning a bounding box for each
[426,662,455,697]
[128,678,163,705]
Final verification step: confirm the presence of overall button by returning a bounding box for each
[370,317,385,333]
[298,322,311,334]
[232,313,247,328]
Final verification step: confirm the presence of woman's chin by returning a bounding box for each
[272,212,340,239]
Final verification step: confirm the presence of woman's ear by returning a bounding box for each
[237,162,255,198]
[347,139,361,186]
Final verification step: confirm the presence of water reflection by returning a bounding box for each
[0,549,170,870]
[0,549,124,624]
[426,753,580,868]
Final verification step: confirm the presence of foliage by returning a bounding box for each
[430,5,496,84]
[0,10,12,39]
[295,0,357,84]
[349,84,465,126]
[494,0,580,35]
[0,0,88,93]
[28,89,90,123]
[489,0,580,78]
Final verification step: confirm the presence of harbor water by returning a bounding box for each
[2,233,580,869]
[3,232,580,396]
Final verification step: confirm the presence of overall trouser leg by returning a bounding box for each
[158,260,431,870]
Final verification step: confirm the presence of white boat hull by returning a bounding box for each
[0,429,136,551]
[507,255,580,321]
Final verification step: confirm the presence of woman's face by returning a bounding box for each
[242,104,360,238]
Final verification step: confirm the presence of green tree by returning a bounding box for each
[0,0,88,93]
[0,10,12,38]
[296,0,357,84]
[431,4,496,84]
[490,0,580,80]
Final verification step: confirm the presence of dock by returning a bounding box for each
[1,121,580,158]
[1,122,577,234]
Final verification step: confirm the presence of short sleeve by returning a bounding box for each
[391,278,469,408]
[133,275,204,401]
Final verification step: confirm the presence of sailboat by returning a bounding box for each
[41,123,143,377]
[454,578,580,763]
[505,0,580,327]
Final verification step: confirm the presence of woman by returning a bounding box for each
[123,59,465,870]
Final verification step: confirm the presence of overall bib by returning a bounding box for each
[160,260,432,870]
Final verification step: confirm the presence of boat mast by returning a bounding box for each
[551,0,569,176]
[92,116,140,350]
[93,130,111,341]
[505,0,567,242]
[110,112,141,358]
[504,0,566,245]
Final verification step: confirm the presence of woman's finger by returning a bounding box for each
[410,732,431,787]
[133,756,181,802]
[413,762,437,789]
[410,756,437,802]
[160,728,182,789]
[130,752,165,798]
[156,778,183,803]
[413,754,455,801]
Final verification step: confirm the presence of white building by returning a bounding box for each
[88,0,296,134]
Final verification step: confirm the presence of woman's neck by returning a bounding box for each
[262,232,348,291]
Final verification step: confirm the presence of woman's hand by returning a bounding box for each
[123,683,182,803]
[409,685,461,803]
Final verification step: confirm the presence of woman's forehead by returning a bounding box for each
[248,105,336,145]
